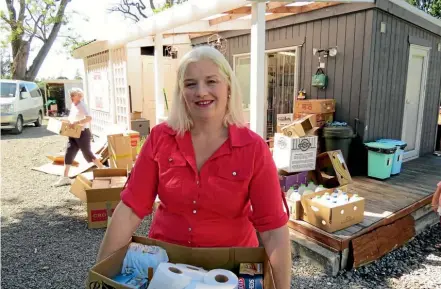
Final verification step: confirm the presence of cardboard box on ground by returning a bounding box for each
[47,117,82,138]
[70,169,128,229]
[88,236,276,289]
[107,130,141,170]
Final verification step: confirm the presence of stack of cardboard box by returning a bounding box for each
[294,99,335,127]
[273,114,319,174]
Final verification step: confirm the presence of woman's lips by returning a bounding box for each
[195,100,214,107]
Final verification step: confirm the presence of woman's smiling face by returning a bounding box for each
[182,59,230,122]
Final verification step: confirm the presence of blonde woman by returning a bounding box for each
[97,46,292,288]
[54,88,104,187]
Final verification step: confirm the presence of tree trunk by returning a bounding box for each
[12,41,30,80]
[25,0,69,81]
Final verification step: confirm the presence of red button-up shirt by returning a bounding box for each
[121,122,288,248]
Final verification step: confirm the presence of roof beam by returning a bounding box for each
[209,2,288,25]
[270,2,341,13]
[164,19,251,34]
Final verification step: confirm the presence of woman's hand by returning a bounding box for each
[96,202,142,263]
[259,225,292,289]
[432,203,438,212]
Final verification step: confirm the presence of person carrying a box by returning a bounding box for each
[54,88,105,187]
[96,46,292,289]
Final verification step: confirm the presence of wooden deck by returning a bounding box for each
[289,155,441,267]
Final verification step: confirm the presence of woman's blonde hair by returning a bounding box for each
[167,46,245,135]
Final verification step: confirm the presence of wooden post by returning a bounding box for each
[249,2,266,138]
[154,33,165,125]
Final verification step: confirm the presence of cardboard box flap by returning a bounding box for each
[69,172,93,202]
[85,187,123,203]
[93,169,128,179]
[316,150,352,187]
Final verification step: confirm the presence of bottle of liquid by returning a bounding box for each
[338,192,349,204]
[286,186,295,199]
[307,181,317,192]
[321,193,331,206]
[331,189,339,198]
[315,185,326,192]
[349,194,359,202]
[289,191,301,202]
[303,189,314,196]
[298,184,307,195]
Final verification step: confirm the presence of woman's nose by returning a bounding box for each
[196,82,209,98]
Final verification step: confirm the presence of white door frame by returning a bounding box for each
[233,46,301,138]
[401,44,430,161]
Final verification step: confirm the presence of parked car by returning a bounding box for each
[0,79,44,134]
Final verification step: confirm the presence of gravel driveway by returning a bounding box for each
[1,122,440,289]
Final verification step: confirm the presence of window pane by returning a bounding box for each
[235,56,251,109]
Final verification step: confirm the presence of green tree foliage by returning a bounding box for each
[0,0,84,81]
[407,0,441,18]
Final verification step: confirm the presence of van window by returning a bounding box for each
[0,83,17,98]
[19,84,28,99]
[25,82,42,98]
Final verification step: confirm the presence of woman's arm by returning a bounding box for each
[248,139,291,289]
[96,202,142,262]
[432,183,441,212]
[260,226,292,289]
[96,126,160,262]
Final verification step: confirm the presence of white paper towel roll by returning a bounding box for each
[147,262,192,289]
[175,264,207,281]
[203,269,238,289]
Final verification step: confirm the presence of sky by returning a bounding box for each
[0,0,163,79]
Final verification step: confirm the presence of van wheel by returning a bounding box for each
[12,115,23,134]
[35,111,43,127]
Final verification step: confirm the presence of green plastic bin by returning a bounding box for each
[364,142,397,180]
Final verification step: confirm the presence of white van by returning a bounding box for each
[0,80,44,134]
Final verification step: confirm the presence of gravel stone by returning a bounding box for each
[1,123,441,289]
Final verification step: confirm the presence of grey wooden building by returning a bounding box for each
[192,0,441,162]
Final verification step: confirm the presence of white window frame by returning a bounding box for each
[233,46,301,110]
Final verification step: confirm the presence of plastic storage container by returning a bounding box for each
[376,139,407,175]
[364,142,397,180]
[323,123,354,163]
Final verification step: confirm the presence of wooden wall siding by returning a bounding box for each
[366,10,441,155]
[193,10,374,137]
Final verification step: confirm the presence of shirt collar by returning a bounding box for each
[163,123,254,148]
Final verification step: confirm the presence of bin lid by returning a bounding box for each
[323,126,354,138]
[376,139,407,149]
[364,142,397,154]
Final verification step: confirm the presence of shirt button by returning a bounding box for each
[193,210,197,214]
[196,180,200,185]
[193,200,196,204]
[188,241,191,244]
[188,227,192,231]
[232,171,237,176]
[168,158,173,162]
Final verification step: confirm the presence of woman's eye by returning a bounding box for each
[208,80,217,84]
[185,83,195,87]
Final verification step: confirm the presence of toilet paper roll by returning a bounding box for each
[175,264,207,281]
[203,269,239,289]
[147,262,192,289]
